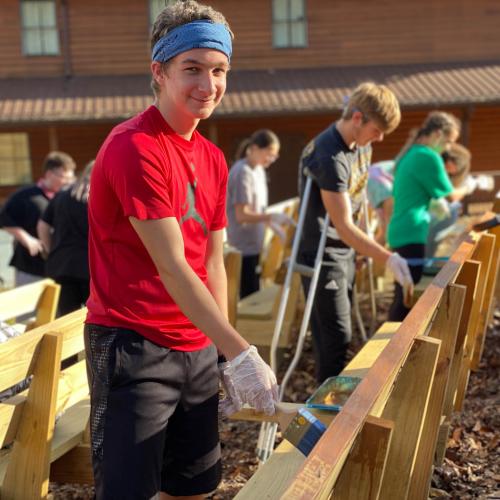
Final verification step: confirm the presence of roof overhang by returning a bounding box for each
[1,60,499,124]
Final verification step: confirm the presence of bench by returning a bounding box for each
[0,247,249,498]
[0,278,60,331]
[0,308,90,499]
[234,226,499,499]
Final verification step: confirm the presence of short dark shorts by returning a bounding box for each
[84,324,221,500]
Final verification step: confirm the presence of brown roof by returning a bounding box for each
[1,61,500,124]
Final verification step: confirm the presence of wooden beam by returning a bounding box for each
[332,416,394,500]
[281,246,469,500]
[34,282,61,328]
[455,235,493,410]
[377,336,441,500]
[471,232,497,369]
[2,332,62,500]
[408,284,466,499]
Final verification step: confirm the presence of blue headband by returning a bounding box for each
[152,20,232,63]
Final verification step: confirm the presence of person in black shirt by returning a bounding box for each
[298,82,412,383]
[38,161,93,316]
[0,151,76,285]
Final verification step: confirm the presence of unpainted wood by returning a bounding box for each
[455,235,492,410]
[234,322,399,499]
[50,443,93,485]
[0,279,57,322]
[408,284,466,500]
[236,272,302,348]
[34,282,61,328]
[0,308,86,393]
[0,359,88,448]
[2,332,63,500]
[471,232,497,369]
[442,260,480,419]
[434,420,451,467]
[332,416,394,500]
[377,336,441,500]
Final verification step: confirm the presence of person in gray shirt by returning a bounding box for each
[226,129,290,297]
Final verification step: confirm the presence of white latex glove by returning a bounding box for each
[269,212,295,226]
[386,252,414,288]
[429,198,451,221]
[463,176,478,195]
[475,175,494,192]
[269,221,286,243]
[218,361,243,416]
[219,346,279,416]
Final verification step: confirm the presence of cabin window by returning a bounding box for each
[20,0,60,56]
[0,134,32,186]
[149,0,176,26]
[272,0,307,48]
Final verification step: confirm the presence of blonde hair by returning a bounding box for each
[342,82,401,134]
[150,0,233,96]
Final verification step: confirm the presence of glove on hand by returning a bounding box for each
[219,346,279,416]
[386,252,414,288]
[269,221,286,243]
[269,212,295,226]
[218,361,243,417]
[429,198,451,221]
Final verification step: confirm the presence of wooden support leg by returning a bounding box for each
[407,284,466,500]
[2,332,63,500]
[442,261,479,419]
[332,416,394,500]
[377,336,441,500]
[471,233,497,370]
[455,235,492,411]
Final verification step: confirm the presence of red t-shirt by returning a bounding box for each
[86,105,228,351]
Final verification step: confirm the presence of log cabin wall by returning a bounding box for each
[2,0,500,77]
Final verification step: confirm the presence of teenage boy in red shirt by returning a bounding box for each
[85,2,277,498]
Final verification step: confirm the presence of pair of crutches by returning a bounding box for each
[256,176,378,462]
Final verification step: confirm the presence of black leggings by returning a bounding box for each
[388,243,425,321]
[240,254,260,299]
[56,277,90,317]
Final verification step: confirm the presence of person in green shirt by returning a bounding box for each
[387,111,461,320]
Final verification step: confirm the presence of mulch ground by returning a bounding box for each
[50,299,500,499]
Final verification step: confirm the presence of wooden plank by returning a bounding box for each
[0,279,56,322]
[408,284,466,500]
[34,282,61,328]
[471,232,497,369]
[435,419,451,467]
[442,260,480,419]
[2,332,62,499]
[0,308,86,392]
[455,235,493,410]
[234,440,306,499]
[341,322,400,379]
[0,360,88,448]
[234,323,399,499]
[377,336,441,500]
[332,416,394,500]
[50,443,93,485]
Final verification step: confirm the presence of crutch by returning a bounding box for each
[256,174,331,462]
[361,192,378,337]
